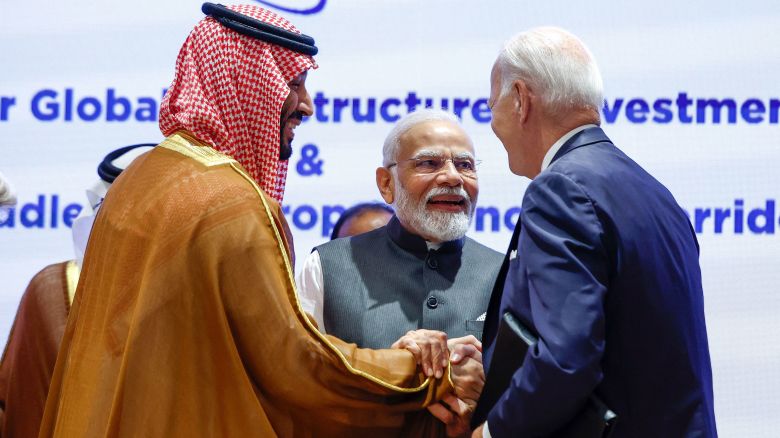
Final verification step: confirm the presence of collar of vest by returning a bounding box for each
[387,215,464,255]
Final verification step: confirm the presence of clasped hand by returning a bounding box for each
[391,330,485,437]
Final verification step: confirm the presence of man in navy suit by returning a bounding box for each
[468,27,717,437]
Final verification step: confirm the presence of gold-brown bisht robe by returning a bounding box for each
[0,261,78,438]
[39,132,451,437]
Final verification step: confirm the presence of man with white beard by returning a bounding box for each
[297,109,502,380]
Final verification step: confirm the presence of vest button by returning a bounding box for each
[426,256,438,270]
[426,296,438,309]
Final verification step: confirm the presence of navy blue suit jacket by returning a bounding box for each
[479,127,717,437]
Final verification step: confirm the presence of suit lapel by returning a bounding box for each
[482,218,523,347]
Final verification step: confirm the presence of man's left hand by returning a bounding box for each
[428,343,485,436]
[428,394,473,437]
[391,329,449,378]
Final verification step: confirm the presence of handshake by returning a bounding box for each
[391,330,485,437]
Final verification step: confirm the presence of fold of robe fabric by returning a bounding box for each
[39,133,450,437]
[0,261,77,438]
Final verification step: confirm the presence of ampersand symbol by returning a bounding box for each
[296,143,323,176]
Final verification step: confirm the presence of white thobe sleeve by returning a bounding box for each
[295,249,326,333]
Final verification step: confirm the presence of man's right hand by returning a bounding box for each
[427,341,485,436]
[449,343,484,411]
[448,335,482,355]
[391,329,449,379]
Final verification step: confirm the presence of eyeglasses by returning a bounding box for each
[387,156,481,178]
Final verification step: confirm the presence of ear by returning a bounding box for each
[376,167,395,204]
[512,79,532,124]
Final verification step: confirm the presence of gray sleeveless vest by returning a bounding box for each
[316,216,503,349]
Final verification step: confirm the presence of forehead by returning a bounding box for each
[397,120,474,158]
[489,62,502,94]
[490,61,501,82]
[351,209,392,227]
[341,209,392,237]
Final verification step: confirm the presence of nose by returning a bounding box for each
[298,89,313,117]
[435,160,464,187]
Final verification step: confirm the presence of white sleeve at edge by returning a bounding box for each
[483,421,492,438]
[295,249,326,333]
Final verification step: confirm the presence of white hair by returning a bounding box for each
[382,108,462,167]
[497,27,603,116]
[0,171,17,207]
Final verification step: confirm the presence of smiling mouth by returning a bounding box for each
[287,118,300,131]
[283,117,301,142]
[279,113,303,160]
[429,199,465,206]
[427,195,466,208]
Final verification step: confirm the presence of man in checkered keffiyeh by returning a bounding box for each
[159,4,317,202]
[39,5,481,437]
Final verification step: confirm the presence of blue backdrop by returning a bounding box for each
[1,1,779,435]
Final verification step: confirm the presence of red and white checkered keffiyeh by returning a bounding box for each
[159,4,317,202]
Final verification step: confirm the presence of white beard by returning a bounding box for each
[393,183,474,243]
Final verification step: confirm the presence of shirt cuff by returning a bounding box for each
[483,421,492,438]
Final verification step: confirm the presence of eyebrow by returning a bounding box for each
[453,152,475,160]
[410,149,476,160]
